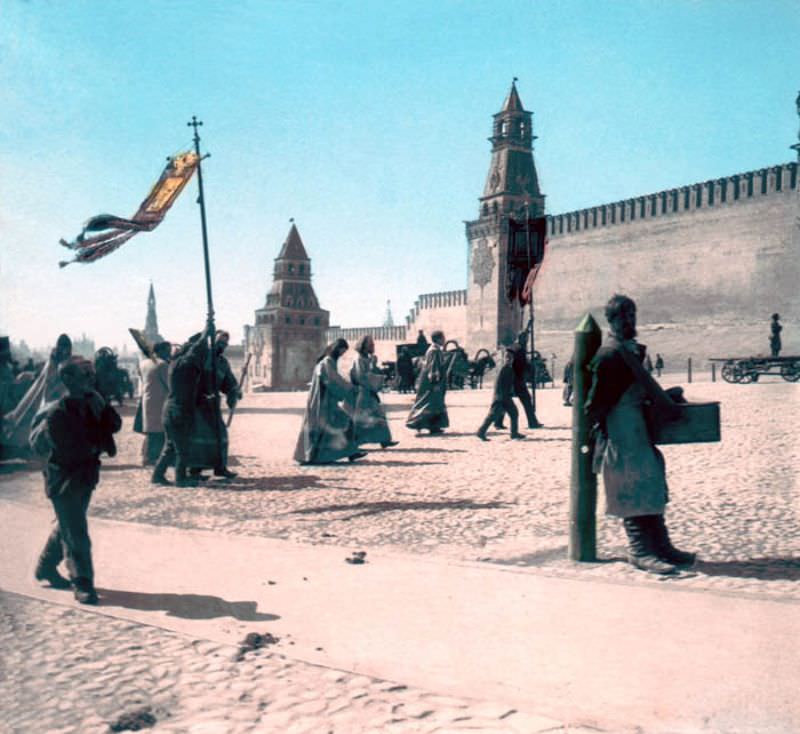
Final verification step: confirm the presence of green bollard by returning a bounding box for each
[569,313,602,562]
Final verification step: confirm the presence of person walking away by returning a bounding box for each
[655,353,664,378]
[511,334,542,428]
[406,330,450,435]
[396,347,415,393]
[562,357,574,407]
[139,341,171,466]
[586,294,696,575]
[34,358,121,604]
[477,348,525,441]
[294,339,366,464]
[770,314,782,357]
[151,328,209,487]
[350,335,397,449]
[187,330,241,479]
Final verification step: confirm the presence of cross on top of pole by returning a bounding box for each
[187,116,203,143]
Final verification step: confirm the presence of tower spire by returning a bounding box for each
[480,79,544,218]
[383,299,394,327]
[144,282,163,343]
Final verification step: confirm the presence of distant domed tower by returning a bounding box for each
[144,282,163,344]
[244,223,330,389]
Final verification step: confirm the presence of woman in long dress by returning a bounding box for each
[350,335,397,449]
[406,330,450,434]
[294,339,367,465]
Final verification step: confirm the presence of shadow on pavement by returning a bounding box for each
[102,464,144,472]
[695,557,800,581]
[367,447,467,454]
[229,406,305,416]
[290,498,509,520]
[349,459,448,467]
[96,588,280,621]
[210,475,338,492]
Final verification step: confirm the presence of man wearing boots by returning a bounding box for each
[151,327,209,487]
[34,358,121,604]
[477,348,525,441]
[586,294,696,575]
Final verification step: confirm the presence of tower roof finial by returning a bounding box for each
[502,79,524,113]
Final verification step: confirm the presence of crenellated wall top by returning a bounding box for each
[547,162,798,238]
[404,289,468,326]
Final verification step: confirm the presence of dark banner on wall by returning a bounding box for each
[507,216,547,304]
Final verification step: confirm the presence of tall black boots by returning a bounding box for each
[623,516,677,574]
[623,515,697,575]
[650,515,697,567]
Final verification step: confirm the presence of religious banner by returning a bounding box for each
[59,151,200,267]
[506,216,547,304]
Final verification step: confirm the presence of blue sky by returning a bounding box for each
[1,0,798,351]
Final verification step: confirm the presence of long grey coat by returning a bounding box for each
[350,354,391,446]
[294,356,357,464]
[140,357,169,433]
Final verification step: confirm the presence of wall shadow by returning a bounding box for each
[368,447,467,454]
[694,557,800,581]
[96,588,279,621]
[290,498,509,520]
[349,459,448,467]
[102,464,145,472]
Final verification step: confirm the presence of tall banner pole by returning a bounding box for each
[187,116,222,463]
[526,210,537,413]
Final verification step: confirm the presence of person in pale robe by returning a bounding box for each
[406,330,450,434]
[294,339,366,465]
[139,341,171,466]
[586,294,695,576]
[1,334,71,457]
[350,335,397,449]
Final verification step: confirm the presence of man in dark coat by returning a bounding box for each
[151,327,209,487]
[511,334,542,429]
[770,313,782,357]
[188,330,241,479]
[477,348,524,440]
[586,294,695,575]
[34,358,121,604]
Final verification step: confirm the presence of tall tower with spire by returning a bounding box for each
[465,80,545,348]
[245,222,329,389]
[383,300,394,327]
[144,282,163,344]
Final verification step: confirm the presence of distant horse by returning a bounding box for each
[467,348,496,389]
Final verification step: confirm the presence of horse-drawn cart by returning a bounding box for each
[710,355,800,384]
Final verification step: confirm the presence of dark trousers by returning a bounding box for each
[479,399,518,436]
[141,432,165,466]
[154,408,193,480]
[514,382,537,427]
[38,489,94,584]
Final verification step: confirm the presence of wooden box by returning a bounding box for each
[649,402,721,445]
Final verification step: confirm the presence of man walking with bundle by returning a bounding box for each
[34,358,121,604]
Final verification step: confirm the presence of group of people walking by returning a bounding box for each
[26,290,711,606]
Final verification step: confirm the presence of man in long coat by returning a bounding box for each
[294,338,366,464]
[406,330,449,434]
[586,294,696,575]
[151,328,208,487]
[187,330,240,479]
[139,341,171,466]
[350,335,397,448]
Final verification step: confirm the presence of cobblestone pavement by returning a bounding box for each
[2,379,799,601]
[0,591,628,734]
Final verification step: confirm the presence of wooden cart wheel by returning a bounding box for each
[721,362,738,384]
[780,361,800,382]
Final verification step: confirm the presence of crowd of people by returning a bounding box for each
[2,294,734,605]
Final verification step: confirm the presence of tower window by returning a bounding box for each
[299,264,305,274]
[288,264,294,273]
[314,318,320,325]
[501,120,508,136]
[285,317,291,324]
[300,318,305,325]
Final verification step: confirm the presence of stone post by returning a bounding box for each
[569,313,602,562]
